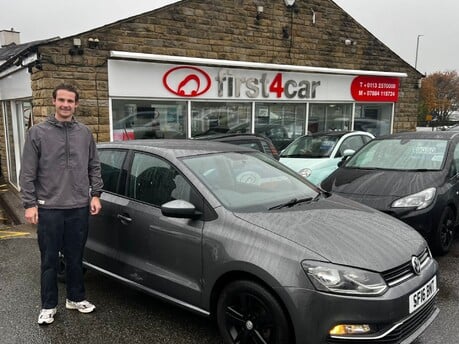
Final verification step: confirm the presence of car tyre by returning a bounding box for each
[216,280,290,344]
[432,206,456,255]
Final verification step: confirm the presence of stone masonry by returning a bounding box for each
[0,0,422,179]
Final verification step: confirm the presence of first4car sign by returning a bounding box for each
[108,60,400,102]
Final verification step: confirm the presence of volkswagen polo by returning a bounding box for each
[83,139,439,344]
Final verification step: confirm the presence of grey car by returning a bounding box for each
[85,139,439,344]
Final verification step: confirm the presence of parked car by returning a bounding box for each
[445,124,459,131]
[321,130,459,255]
[76,139,439,344]
[280,131,374,185]
[228,123,293,151]
[195,133,280,160]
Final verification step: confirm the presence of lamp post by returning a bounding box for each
[415,34,424,69]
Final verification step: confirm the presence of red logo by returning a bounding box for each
[163,66,211,97]
[351,76,399,102]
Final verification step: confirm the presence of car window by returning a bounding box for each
[183,152,318,212]
[127,152,193,207]
[346,139,448,170]
[453,143,459,175]
[281,135,339,158]
[98,149,127,194]
[336,135,365,157]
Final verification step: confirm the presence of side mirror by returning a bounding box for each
[161,200,202,219]
[342,149,355,157]
[337,149,355,167]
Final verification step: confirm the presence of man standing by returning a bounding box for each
[19,84,103,325]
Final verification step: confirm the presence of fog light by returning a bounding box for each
[329,324,371,335]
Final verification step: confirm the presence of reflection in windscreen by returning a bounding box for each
[183,152,318,211]
[346,139,447,170]
[281,135,339,158]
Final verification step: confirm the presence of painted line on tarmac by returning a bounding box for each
[0,230,30,240]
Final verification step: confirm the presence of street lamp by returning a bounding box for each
[415,34,424,69]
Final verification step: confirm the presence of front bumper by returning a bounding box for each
[283,258,439,344]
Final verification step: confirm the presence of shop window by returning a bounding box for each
[354,104,392,136]
[309,103,353,133]
[253,103,306,151]
[111,99,187,141]
[191,102,251,137]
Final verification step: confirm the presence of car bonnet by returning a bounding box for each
[324,168,445,201]
[279,157,338,172]
[233,195,425,272]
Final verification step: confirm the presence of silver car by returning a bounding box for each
[84,139,439,344]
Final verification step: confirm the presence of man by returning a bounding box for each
[19,84,103,325]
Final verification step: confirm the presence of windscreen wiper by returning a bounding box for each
[268,196,315,210]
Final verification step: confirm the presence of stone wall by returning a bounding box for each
[28,0,420,142]
[0,105,5,179]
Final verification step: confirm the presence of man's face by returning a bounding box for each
[53,89,79,121]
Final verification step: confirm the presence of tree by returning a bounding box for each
[419,71,459,124]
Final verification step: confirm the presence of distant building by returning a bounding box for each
[0,0,423,189]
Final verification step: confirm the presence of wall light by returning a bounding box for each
[69,38,84,55]
[88,37,100,49]
[256,6,264,23]
[344,39,357,46]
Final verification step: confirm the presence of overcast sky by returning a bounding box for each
[1,0,457,75]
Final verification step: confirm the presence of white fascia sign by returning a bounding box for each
[108,53,405,102]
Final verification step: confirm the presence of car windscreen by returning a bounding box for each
[182,152,318,212]
[345,138,448,171]
[281,135,339,158]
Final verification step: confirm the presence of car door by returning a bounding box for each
[116,151,205,306]
[85,148,128,273]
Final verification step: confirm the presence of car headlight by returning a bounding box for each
[299,168,312,178]
[391,187,436,210]
[302,260,388,296]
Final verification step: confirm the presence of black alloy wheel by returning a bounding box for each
[432,206,456,255]
[217,280,290,344]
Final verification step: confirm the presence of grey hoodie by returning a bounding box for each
[19,116,103,209]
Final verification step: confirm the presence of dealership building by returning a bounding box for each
[0,0,422,190]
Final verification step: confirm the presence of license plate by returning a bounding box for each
[409,275,437,313]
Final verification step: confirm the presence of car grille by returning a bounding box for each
[381,248,431,287]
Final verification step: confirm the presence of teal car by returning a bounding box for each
[279,131,374,185]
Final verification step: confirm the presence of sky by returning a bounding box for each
[0,0,457,75]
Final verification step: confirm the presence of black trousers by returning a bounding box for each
[37,207,89,309]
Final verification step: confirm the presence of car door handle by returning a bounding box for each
[117,214,132,223]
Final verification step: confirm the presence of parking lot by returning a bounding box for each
[0,222,458,344]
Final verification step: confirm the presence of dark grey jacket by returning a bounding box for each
[19,116,104,209]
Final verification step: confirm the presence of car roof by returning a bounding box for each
[194,133,272,142]
[375,131,459,140]
[98,139,254,158]
[302,130,372,138]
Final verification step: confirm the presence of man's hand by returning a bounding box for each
[90,196,102,215]
[25,207,38,224]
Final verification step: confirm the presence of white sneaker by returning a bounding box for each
[66,299,96,313]
[38,308,57,325]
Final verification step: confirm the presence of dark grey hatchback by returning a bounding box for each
[321,131,459,255]
[85,139,439,344]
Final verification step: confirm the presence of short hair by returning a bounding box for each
[52,84,80,102]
